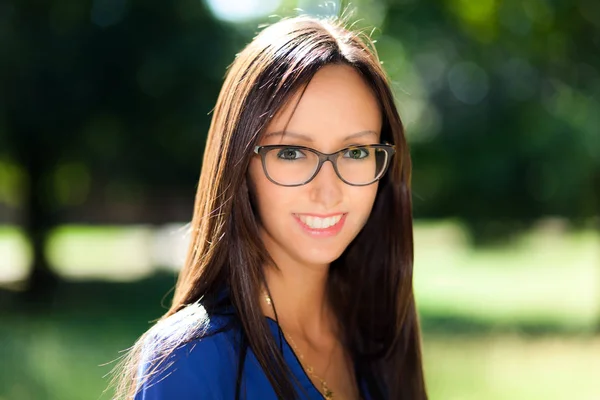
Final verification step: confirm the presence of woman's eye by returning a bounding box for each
[277,148,305,160]
[343,147,369,159]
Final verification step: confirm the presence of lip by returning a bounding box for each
[292,213,347,237]
[295,212,346,218]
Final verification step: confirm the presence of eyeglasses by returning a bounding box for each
[253,143,395,187]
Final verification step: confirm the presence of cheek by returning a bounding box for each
[350,185,378,225]
[248,160,290,218]
[249,156,378,230]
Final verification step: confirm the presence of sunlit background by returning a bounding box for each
[0,0,599,399]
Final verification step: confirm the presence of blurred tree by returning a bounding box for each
[1,0,239,300]
[379,0,600,241]
[1,0,598,303]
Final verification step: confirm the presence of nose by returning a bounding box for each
[308,160,343,208]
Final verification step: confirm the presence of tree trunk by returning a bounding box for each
[16,128,60,305]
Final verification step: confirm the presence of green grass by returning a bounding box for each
[1,304,599,400]
[0,278,172,400]
[0,313,142,400]
[2,219,598,329]
[0,226,30,283]
[423,334,600,400]
[413,220,599,330]
[0,220,599,399]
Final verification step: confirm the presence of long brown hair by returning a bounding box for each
[111,15,427,400]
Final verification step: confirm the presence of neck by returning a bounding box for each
[260,258,335,340]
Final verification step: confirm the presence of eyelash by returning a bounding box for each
[275,146,370,159]
[276,148,306,160]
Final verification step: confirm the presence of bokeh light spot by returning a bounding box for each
[203,0,281,23]
[90,0,129,28]
[448,61,489,105]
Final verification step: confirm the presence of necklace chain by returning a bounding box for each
[263,291,335,400]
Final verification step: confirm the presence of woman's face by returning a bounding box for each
[248,64,382,269]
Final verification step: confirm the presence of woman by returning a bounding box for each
[112,15,427,400]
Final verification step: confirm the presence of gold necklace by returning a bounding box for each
[263,291,335,400]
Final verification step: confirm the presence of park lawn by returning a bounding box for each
[0,227,30,283]
[36,220,600,330]
[2,222,599,333]
[423,333,600,400]
[413,220,599,330]
[0,220,599,399]
[1,308,599,400]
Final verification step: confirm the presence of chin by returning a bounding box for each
[297,246,346,267]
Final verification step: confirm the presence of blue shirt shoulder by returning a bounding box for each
[134,301,374,399]
[134,303,240,400]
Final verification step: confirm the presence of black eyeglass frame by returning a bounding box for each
[253,143,396,187]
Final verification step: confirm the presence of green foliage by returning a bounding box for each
[375,0,600,230]
[1,0,598,225]
[1,0,240,206]
[1,270,598,400]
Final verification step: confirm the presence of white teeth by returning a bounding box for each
[314,218,323,229]
[297,214,343,229]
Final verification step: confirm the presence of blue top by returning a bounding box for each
[134,302,373,400]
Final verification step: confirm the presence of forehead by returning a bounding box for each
[262,64,382,145]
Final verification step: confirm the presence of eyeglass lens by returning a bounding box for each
[263,145,389,186]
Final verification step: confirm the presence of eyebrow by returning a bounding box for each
[263,130,379,142]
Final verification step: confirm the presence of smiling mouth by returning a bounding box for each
[293,213,346,230]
